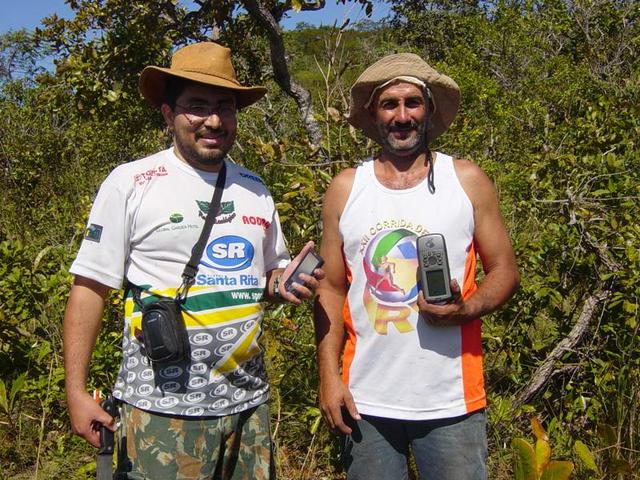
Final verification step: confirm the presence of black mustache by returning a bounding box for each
[388,122,418,132]
[197,127,225,136]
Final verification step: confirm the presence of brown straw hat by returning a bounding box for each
[139,42,267,110]
[348,53,460,144]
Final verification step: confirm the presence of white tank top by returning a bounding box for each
[339,153,485,420]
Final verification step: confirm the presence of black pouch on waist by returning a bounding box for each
[141,299,189,363]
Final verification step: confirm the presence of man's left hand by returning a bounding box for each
[416,279,471,326]
[278,241,325,305]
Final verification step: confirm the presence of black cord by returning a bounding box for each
[427,150,435,194]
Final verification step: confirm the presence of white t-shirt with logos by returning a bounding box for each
[70,148,289,416]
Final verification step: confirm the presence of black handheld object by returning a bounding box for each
[98,396,117,455]
[417,233,453,303]
[284,249,324,295]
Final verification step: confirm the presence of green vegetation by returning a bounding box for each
[1,1,638,478]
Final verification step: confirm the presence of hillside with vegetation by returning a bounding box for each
[0,1,638,478]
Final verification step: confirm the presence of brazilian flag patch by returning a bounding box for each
[84,223,103,243]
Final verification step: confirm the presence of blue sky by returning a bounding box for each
[0,0,391,34]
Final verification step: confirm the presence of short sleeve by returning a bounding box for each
[69,175,131,289]
[262,200,290,272]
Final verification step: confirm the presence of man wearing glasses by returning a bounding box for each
[63,42,322,479]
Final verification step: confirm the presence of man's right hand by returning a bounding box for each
[67,390,116,448]
[318,375,361,435]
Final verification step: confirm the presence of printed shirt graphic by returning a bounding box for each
[339,154,485,421]
[70,148,289,417]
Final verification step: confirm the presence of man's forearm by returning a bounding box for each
[63,281,108,396]
[464,266,520,321]
[313,293,347,379]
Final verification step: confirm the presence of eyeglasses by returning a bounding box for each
[174,102,237,121]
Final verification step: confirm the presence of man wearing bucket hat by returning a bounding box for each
[314,53,519,479]
[64,42,323,479]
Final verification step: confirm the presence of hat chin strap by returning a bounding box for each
[424,111,435,194]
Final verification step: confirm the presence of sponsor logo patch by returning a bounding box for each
[169,213,184,223]
[195,273,259,286]
[84,224,103,243]
[134,165,168,185]
[201,235,254,271]
[239,172,265,185]
[242,215,271,229]
[197,200,236,224]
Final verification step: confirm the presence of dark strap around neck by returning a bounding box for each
[181,161,227,284]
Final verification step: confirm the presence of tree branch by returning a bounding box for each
[241,0,324,147]
[513,288,612,409]
[513,224,622,410]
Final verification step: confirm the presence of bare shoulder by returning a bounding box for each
[323,167,357,216]
[328,167,357,192]
[452,158,497,206]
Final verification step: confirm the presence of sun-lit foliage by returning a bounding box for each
[0,1,638,478]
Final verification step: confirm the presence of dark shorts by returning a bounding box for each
[119,402,274,480]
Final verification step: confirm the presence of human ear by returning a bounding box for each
[160,103,175,131]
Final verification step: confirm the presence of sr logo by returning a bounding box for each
[201,235,254,271]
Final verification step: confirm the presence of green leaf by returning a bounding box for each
[0,380,8,415]
[536,439,551,473]
[531,417,549,441]
[540,461,574,480]
[310,414,321,435]
[512,438,537,480]
[573,441,599,473]
[32,245,53,271]
[9,372,27,409]
[596,424,617,447]
[609,458,633,474]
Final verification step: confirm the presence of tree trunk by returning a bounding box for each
[241,0,324,147]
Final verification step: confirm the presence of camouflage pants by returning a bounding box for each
[118,402,274,480]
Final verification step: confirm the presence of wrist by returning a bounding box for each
[272,272,283,300]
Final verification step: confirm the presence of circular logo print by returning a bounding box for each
[182,406,205,416]
[213,384,228,397]
[214,344,234,357]
[161,381,181,393]
[159,366,184,379]
[189,362,208,375]
[170,213,184,224]
[216,327,238,342]
[155,396,179,409]
[363,228,419,305]
[201,235,254,271]
[191,348,212,361]
[184,392,206,404]
[135,399,152,410]
[232,389,247,402]
[136,384,154,397]
[124,386,135,399]
[191,332,213,346]
[210,398,229,411]
[138,368,154,382]
[125,357,140,369]
[187,376,208,389]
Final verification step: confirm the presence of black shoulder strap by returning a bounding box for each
[180,161,227,290]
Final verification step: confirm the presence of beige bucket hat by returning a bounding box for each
[139,42,267,109]
[348,53,460,144]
